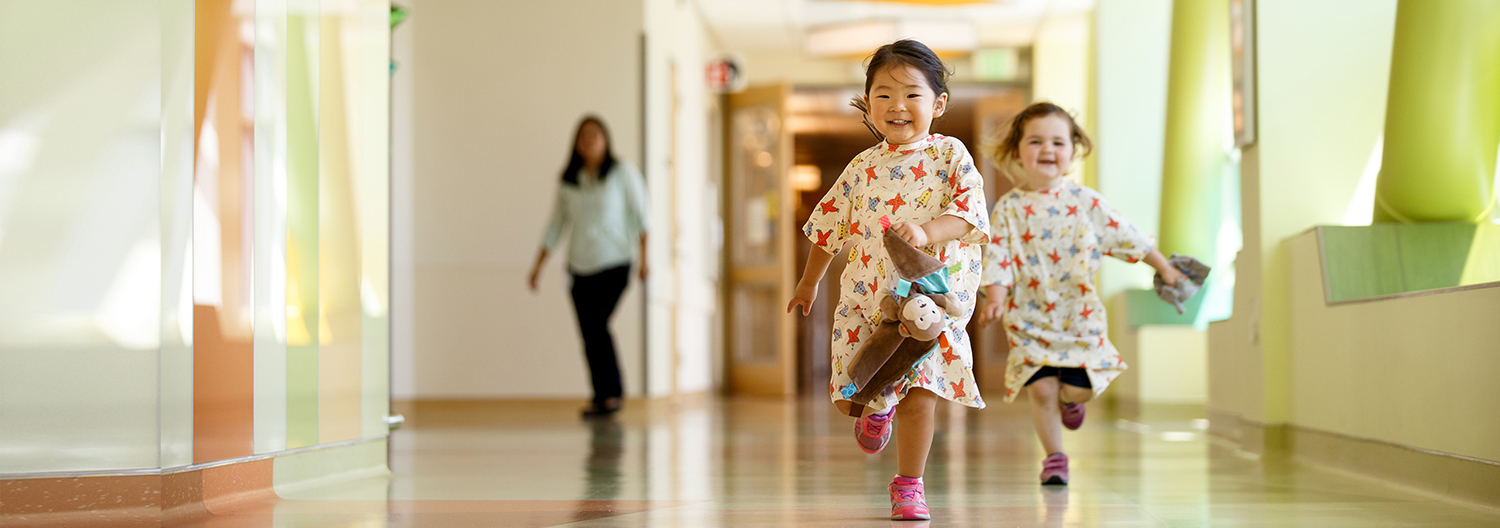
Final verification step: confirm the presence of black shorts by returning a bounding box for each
[1024,366,1092,389]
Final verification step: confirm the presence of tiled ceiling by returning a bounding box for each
[693,0,1095,52]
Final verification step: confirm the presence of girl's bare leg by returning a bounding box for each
[1027,378,1065,454]
[894,388,939,478]
[1059,384,1094,405]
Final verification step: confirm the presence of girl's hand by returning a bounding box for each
[1160,266,1188,288]
[638,259,650,281]
[528,266,542,292]
[787,279,818,316]
[890,221,929,247]
[979,300,1005,328]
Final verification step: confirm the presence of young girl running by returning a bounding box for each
[787,39,988,521]
[978,102,1187,485]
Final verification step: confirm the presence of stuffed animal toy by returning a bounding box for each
[843,222,963,417]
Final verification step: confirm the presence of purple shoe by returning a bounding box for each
[855,409,894,454]
[889,476,930,520]
[1041,453,1069,485]
[1061,402,1085,430]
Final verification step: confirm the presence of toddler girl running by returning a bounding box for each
[979,102,1187,485]
[788,39,989,521]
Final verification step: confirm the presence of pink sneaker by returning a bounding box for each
[1040,453,1069,485]
[1061,402,1085,430]
[889,476,930,520]
[854,409,894,454]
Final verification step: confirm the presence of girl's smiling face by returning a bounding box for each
[1018,114,1075,189]
[866,63,947,146]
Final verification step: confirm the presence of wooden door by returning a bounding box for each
[723,84,796,396]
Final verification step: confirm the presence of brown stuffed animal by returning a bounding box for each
[843,228,963,416]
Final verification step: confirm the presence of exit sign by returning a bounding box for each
[972,48,1019,81]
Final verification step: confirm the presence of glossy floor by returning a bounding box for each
[178,396,1500,527]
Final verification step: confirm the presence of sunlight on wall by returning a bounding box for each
[1341,136,1382,226]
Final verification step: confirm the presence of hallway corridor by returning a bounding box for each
[173,397,1500,527]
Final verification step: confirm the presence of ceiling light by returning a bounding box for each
[805,20,977,59]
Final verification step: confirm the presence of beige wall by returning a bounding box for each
[1288,233,1500,461]
[406,0,647,398]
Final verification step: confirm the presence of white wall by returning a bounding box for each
[1094,0,1171,300]
[643,0,722,396]
[404,0,647,399]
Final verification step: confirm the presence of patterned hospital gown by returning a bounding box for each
[981,180,1155,403]
[803,134,990,412]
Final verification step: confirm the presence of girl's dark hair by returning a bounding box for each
[849,39,952,140]
[992,102,1094,182]
[561,115,616,185]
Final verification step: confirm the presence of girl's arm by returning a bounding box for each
[787,247,836,316]
[1143,248,1188,286]
[890,214,971,248]
[979,283,1009,327]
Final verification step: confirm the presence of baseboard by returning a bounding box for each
[1203,410,1500,508]
[1289,425,1500,507]
[0,437,387,527]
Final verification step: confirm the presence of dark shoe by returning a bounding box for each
[581,398,622,419]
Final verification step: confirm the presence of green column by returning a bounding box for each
[1374,0,1500,223]
[1159,0,1230,259]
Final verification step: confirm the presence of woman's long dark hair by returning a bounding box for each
[561,115,617,185]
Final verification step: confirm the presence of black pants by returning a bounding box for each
[569,265,630,407]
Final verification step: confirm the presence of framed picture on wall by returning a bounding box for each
[1231,0,1256,147]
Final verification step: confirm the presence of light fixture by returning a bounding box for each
[804,20,977,59]
[791,165,823,191]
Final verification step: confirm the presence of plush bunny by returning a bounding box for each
[843,227,963,416]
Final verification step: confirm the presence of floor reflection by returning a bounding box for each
[161,396,1500,527]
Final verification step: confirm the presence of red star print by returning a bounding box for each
[819,198,838,214]
[865,166,878,184]
[815,230,832,246]
[1045,302,1056,313]
[1107,217,1120,229]
[1021,230,1035,243]
[1028,278,1041,290]
[1081,305,1094,319]
[998,258,1012,269]
[1091,197,1101,210]
[939,247,947,262]
[1009,339,1018,348]
[847,327,861,344]
[1077,284,1090,295]
[1067,205,1079,216]
[1012,256,1023,269]
[1038,337,1051,348]
[954,197,970,212]
[850,222,862,236]
[951,380,966,399]
[955,183,971,196]
[886,194,907,213]
[912,161,927,178]
[1024,205,1036,217]
[871,276,879,291]
[888,143,900,151]
[1008,298,1018,311]
[860,250,871,266]
[941,347,959,364]
[1097,337,1106,347]
[1049,250,1062,264]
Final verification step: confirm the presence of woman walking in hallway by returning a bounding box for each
[529,115,650,418]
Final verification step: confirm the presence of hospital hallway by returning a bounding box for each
[163,397,1500,527]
